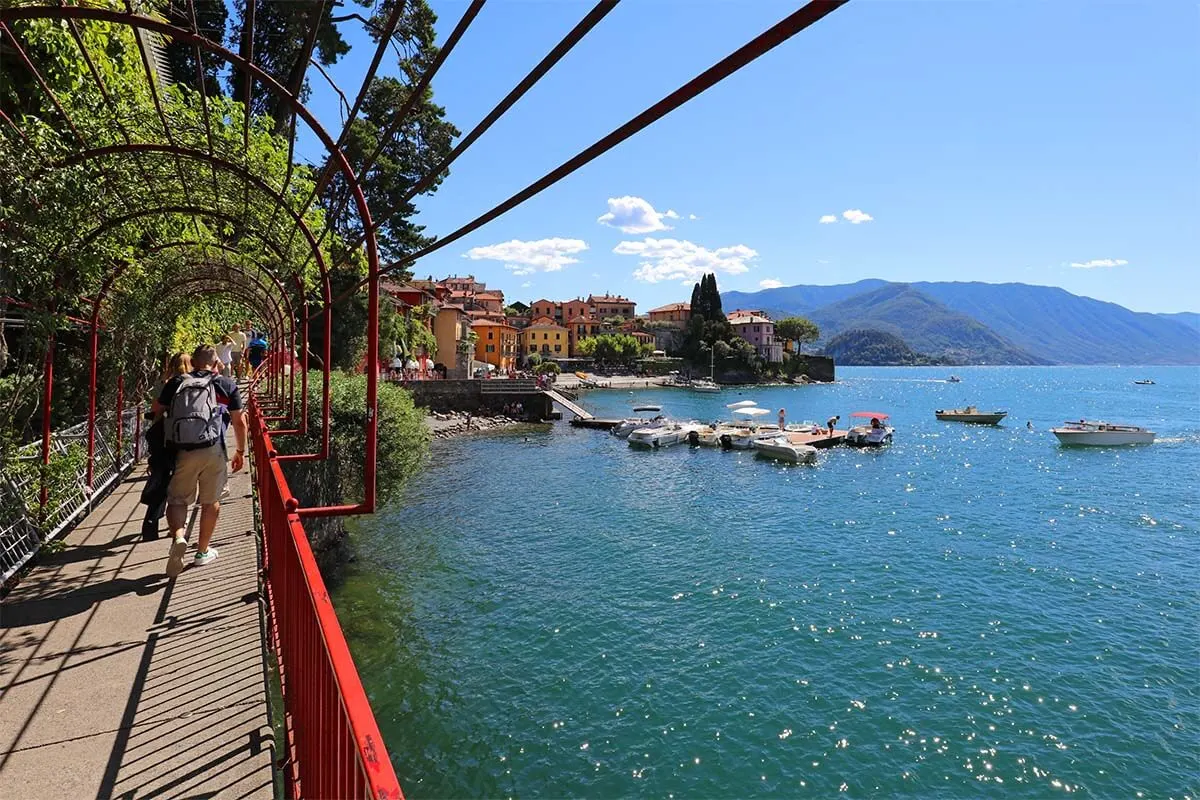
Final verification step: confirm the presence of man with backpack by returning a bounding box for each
[153,344,248,576]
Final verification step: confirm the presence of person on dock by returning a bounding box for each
[155,344,248,575]
[778,408,787,431]
[827,415,839,436]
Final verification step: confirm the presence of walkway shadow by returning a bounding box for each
[0,576,166,628]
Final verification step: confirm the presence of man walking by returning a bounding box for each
[154,344,247,576]
[228,323,248,380]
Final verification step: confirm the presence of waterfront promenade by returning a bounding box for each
[0,454,275,796]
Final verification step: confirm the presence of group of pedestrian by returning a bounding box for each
[140,338,249,577]
[501,401,525,419]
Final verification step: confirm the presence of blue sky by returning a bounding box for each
[303,1,1198,313]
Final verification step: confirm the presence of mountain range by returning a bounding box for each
[722,280,1200,365]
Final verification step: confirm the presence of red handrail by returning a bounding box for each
[250,398,402,799]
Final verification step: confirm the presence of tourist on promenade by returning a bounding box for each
[155,344,247,575]
[246,328,269,375]
[140,352,190,540]
[215,335,234,373]
[827,415,839,436]
[228,323,248,379]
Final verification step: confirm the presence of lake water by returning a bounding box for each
[333,366,1199,798]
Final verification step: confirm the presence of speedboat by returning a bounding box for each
[935,406,1008,424]
[611,406,667,439]
[946,375,962,383]
[845,411,894,448]
[628,421,704,449]
[1051,420,1155,446]
[1134,379,1155,385]
[689,378,720,393]
[754,435,818,464]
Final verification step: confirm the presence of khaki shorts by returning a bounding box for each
[167,444,228,507]
[231,351,244,367]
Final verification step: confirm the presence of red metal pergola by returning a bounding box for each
[0,1,849,796]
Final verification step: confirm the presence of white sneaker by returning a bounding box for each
[193,546,219,567]
[166,537,187,577]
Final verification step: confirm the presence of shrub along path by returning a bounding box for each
[0,438,275,797]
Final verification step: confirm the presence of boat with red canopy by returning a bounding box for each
[845,411,894,447]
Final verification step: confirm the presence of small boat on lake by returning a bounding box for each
[1134,379,1155,385]
[1051,420,1155,446]
[845,412,894,448]
[628,421,704,449]
[935,406,1008,425]
[611,406,667,439]
[945,375,962,383]
[753,434,819,464]
[689,378,720,393]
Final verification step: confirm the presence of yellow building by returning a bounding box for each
[520,317,570,361]
[471,319,519,372]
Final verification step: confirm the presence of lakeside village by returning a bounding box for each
[384,272,832,387]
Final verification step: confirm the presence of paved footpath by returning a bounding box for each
[0,449,276,798]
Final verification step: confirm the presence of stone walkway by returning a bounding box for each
[0,452,276,798]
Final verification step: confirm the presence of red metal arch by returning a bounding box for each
[1,7,381,512]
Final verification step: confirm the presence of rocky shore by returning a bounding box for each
[426,410,529,440]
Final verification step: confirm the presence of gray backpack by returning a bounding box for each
[165,373,222,449]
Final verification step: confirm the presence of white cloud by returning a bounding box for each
[689,213,698,220]
[818,214,838,224]
[759,278,784,289]
[664,209,680,219]
[1070,258,1128,269]
[842,208,874,224]
[520,281,532,288]
[463,238,588,274]
[614,237,758,284]
[597,196,673,234]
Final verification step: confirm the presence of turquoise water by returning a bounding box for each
[334,367,1199,798]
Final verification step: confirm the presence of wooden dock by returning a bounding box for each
[569,418,622,430]
[784,428,848,448]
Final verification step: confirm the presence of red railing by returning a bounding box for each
[250,398,403,799]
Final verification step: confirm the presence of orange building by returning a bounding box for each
[648,302,691,326]
[471,319,519,372]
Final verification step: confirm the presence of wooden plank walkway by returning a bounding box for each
[0,443,276,798]
[543,389,594,420]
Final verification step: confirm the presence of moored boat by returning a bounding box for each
[845,412,894,448]
[753,435,818,464]
[628,421,704,449]
[611,406,667,439]
[1051,420,1155,446]
[935,406,1008,424]
[689,378,720,393]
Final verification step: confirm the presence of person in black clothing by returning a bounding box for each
[140,352,191,540]
[154,344,248,576]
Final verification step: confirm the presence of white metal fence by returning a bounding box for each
[0,406,140,583]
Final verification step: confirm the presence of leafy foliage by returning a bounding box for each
[574,334,652,367]
[820,328,936,366]
[774,317,820,352]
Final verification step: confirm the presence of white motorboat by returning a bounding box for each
[1051,420,1155,446]
[754,435,818,464]
[845,411,894,448]
[946,375,962,383]
[611,406,667,439]
[628,421,703,449]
